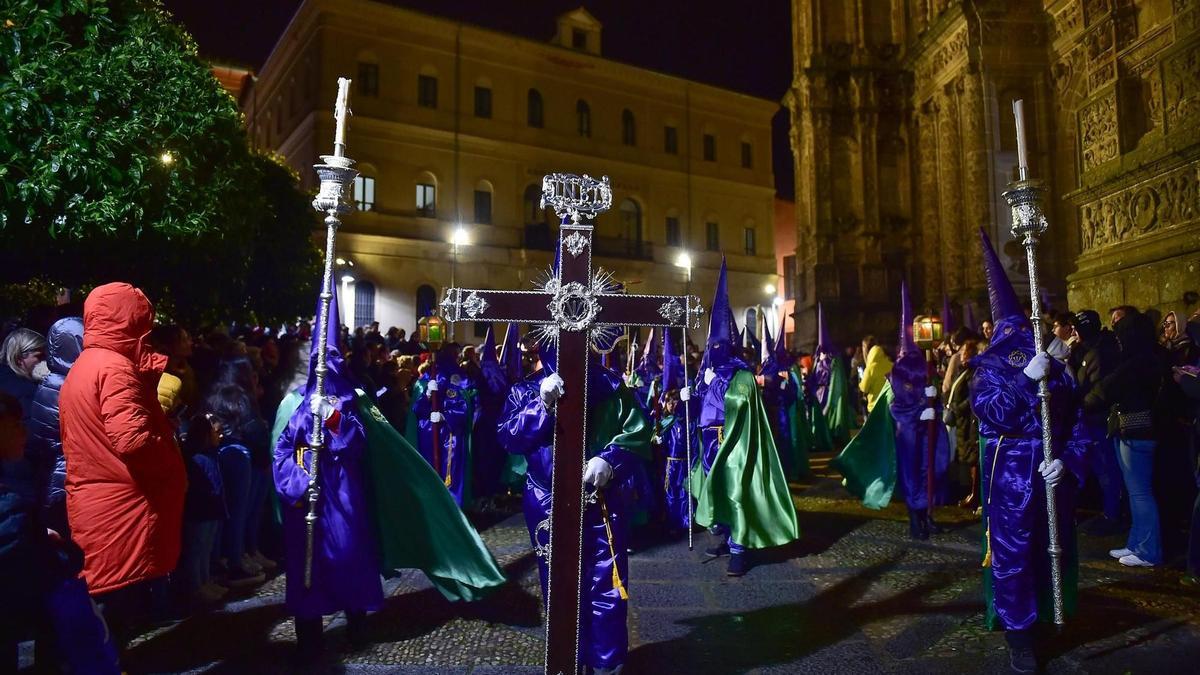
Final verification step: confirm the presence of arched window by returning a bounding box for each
[744,307,757,346]
[619,198,643,258]
[354,281,376,327]
[528,89,544,128]
[621,109,636,146]
[576,99,591,137]
[416,284,437,325]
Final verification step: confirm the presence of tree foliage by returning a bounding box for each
[0,0,319,326]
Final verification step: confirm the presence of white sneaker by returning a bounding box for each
[240,553,263,574]
[1109,548,1132,559]
[1118,554,1155,568]
[250,550,278,571]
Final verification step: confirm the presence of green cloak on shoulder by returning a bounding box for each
[358,393,506,602]
[824,356,857,446]
[830,382,896,510]
[788,366,814,477]
[691,370,800,550]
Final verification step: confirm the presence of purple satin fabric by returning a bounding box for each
[761,371,798,478]
[889,358,952,510]
[474,359,509,498]
[273,380,383,619]
[412,367,476,506]
[696,365,736,472]
[659,415,694,530]
[971,317,1084,631]
[495,368,636,670]
[808,351,834,405]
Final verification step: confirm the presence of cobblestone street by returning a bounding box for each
[114,455,1200,674]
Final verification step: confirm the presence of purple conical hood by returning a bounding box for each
[899,280,918,357]
[815,302,834,354]
[305,276,355,400]
[706,257,733,350]
[941,293,955,335]
[964,303,977,332]
[322,276,342,356]
[661,328,683,391]
[762,318,775,366]
[980,228,1023,324]
[774,313,789,368]
[501,322,521,381]
[480,324,497,364]
[637,328,659,376]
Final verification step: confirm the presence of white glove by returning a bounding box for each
[309,396,335,421]
[703,368,716,385]
[679,386,691,401]
[1022,352,1051,381]
[583,456,613,489]
[539,373,565,408]
[427,379,439,393]
[780,379,788,390]
[429,411,444,424]
[924,386,937,398]
[1039,458,1065,487]
[652,435,663,445]
[919,407,936,421]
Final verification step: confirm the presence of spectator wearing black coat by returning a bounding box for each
[1070,310,1125,534]
[26,317,83,536]
[1092,311,1166,567]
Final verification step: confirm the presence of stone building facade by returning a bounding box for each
[245,0,780,334]
[787,0,1200,350]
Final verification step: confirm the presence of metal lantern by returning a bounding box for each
[418,312,447,349]
[912,314,944,351]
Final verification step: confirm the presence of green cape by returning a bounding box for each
[830,382,896,510]
[691,370,800,549]
[404,378,478,507]
[787,367,813,477]
[358,392,506,602]
[824,356,857,446]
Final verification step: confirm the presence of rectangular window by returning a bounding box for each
[741,141,753,169]
[705,221,719,251]
[664,126,678,154]
[783,255,797,300]
[474,190,492,224]
[354,176,376,212]
[474,86,492,118]
[572,28,587,49]
[703,134,716,161]
[665,217,681,247]
[743,227,756,255]
[416,183,436,217]
[418,74,438,108]
[357,63,379,97]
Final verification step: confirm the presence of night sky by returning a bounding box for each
[162,0,795,196]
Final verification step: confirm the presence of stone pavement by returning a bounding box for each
[106,454,1199,674]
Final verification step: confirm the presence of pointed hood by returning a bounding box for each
[701,257,746,372]
[762,318,775,367]
[636,328,659,377]
[980,228,1024,325]
[661,327,684,392]
[762,313,789,375]
[941,293,955,335]
[478,324,507,394]
[303,275,355,402]
[480,325,497,364]
[815,302,834,355]
[964,303,977,332]
[501,322,521,381]
[890,280,925,405]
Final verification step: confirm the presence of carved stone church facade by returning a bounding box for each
[787,0,1200,349]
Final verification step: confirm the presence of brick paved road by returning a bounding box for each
[103,454,1200,674]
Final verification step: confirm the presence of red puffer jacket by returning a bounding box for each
[59,283,186,595]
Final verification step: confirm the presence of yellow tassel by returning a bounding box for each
[599,494,629,600]
[982,522,992,568]
[444,448,453,488]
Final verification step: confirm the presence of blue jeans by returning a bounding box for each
[1115,438,1162,564]
[1089,434,1125,521]
[217,445,252,571]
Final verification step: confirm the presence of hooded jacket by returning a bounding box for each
[59,283,187,594]
[28,317,84,511]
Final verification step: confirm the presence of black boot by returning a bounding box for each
[345,610,369,651]
[705,536,730,558]
[726,551,750,577]
[294,616,324,660]
[915,509,930,540]
[907,508,924,540]
[1005,629,1036,673]
[925,508,944,535]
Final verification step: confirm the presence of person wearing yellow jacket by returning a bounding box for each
[859,337,893,413]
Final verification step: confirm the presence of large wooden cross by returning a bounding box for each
[440,174,702,675]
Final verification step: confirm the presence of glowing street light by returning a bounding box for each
[763,282,776,295]
[159,151,174,166]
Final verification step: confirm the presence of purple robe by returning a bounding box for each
[496,365,651,671]
[273,356,383,619]
[889,354,952,510]
[473,355,508,499]
[409,363,477,507]
[971,319,1085,632]
[761,368,798,480]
